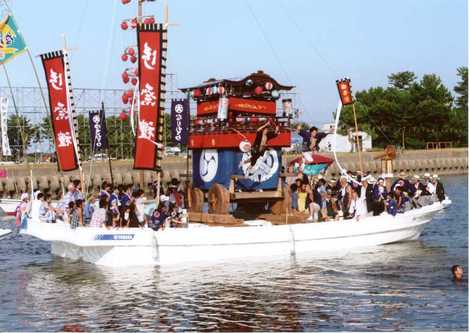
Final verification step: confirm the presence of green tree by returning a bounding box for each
[454,66,468,110]
[388,71,417,89]
[7,114,36,159]
[449,66,468,146]
[106,115,133,159]
[339,72,455,149]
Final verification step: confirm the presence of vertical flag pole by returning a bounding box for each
[137,0,145,192]
[352,103,363,173]
[102,102,115,187]
[186,92,190,184]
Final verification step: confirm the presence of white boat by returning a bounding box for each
[0,228,11,238]
[0,198,20,216]
[20,199,451,267]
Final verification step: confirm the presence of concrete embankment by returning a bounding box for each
[321,148,468,178]
[0,148,466,197]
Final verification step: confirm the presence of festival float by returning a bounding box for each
[181,70,298,224]
[15,1,452,267]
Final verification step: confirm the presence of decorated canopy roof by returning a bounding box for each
[180,70,294,101]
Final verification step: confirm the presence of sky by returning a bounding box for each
[2,0,468,125]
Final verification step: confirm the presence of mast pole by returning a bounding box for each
[102,102,114,187]
[61,33,85,192]
[352,102,363,174]
[137,0,145,192]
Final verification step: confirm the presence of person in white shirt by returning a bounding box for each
[348,190,367,220]
[31,191,42,221]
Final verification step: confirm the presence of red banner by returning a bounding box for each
[336,78,353,105]
[196,97,276,117]
[229,97,276,115]
[196,100,218,116]
[134,24,167,170]
[41,51,79,172]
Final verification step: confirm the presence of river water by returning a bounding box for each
[0,175,467,331]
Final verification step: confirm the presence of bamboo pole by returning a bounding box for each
[352,103,363,173]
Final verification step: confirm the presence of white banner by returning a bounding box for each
[0,97,11,156]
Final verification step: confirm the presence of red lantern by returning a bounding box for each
[206,87,212,95]
[121,21,128,30]
[130,56,137,63]
[143,17,155,24]
[218,86,225,95]
[122,71,129,84]
[122,93,129,104]
[121,0,131,4]
[131,78,138,86]
[193,89,201,97]
[119,111,129,121]
[127,47,135,56]
[121,54,128,62]
[130,18,137,28]
[133,68,139,76]
[254,86,263,95]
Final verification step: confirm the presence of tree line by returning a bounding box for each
[5,67,468,160]
[338,67,467,149]
[6,112,175,160]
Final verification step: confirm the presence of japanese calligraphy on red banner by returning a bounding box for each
[41,51,79,172]
[134,23,167,170]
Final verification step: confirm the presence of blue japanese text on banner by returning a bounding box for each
[89,109,108,152]
[171,98,189,145]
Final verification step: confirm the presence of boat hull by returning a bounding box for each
[0,199,20,216]
[22,201,448,267]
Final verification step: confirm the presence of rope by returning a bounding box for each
[332,100,361,186]
[279,0,341,77]
[244,1,309,125]
[244,1,292,85]
[100,0,118,102]
[74,0,90,50]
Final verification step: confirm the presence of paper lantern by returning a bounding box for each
[206,87,212,95]
[121,21,128,30]
[122,71,129,84]
[130,18,137,28]
[121,54,128,62]
[144,17,155,24]
[336,78,353,105]
[193,89,201,97]
[218,86,225,95]
[121,0,131,4]
[119,111,129,121]
[254,86,263,95]
[245,79,253,86]
[282,98,293,116]
[265,82,273,90]
[131,78,138,86]
[271,90,279,98]
[127,47,135,56]
[130,56,137,63]
[212,86,218,94]
[122,93,129,104]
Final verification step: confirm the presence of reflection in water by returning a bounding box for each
[0,175,467,331]
[13,240,465,332]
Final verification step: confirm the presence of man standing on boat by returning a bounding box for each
[247,118,280,167]
[432,174,446,202]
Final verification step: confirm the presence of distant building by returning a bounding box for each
[318,123,372,152]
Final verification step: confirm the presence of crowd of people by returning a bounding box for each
[16,178,188,231]
[288,171,446,222]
